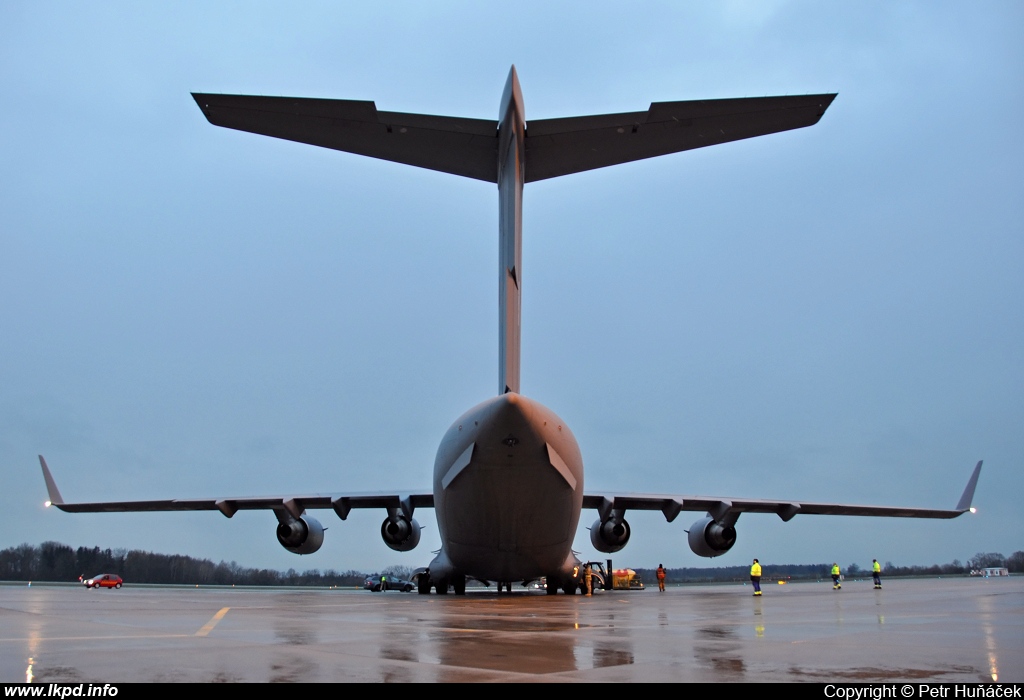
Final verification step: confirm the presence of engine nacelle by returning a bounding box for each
[381,516,421,552]
[687,515,737,557]
[589,517,631,553]
[276,514,325,555]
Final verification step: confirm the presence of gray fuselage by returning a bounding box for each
[430,392,583,583]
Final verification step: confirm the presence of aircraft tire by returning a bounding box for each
[453,575,466,595]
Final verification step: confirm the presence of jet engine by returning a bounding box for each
[589,517,631,553]
[687,515,737,557]
[276,514,325,555]
[381,516,421,552]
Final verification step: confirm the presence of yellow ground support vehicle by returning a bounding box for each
[571,561,646,592]
[611,568,645,590]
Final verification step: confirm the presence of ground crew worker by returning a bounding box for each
[750,558,762,596]
[831,563,842,590]
[584,563,593,596]
[872,559,882,589]
[380,575,388,592]
[656,564,666,592]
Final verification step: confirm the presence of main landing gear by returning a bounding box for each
[416,571,467,595]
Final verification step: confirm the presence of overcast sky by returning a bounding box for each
[2,2,1021,575]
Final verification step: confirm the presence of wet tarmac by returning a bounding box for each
[2,576,1020,683]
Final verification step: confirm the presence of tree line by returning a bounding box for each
[0,542,396,587]
[1,542,1019,587]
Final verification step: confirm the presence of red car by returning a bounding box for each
[81,574,122,589]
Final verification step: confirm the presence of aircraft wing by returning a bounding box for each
[524,93,837,182]
[38,456,432,520]
[192,92,835,185]
[583,460,982,523]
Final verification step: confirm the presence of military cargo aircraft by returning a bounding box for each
[40,67,982,594]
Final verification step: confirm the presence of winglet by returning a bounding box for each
[955,460,983,512]
[38,455,65,506]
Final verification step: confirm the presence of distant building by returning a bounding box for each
[972,567,1009,577]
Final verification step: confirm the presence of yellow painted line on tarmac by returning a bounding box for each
[195,607,230,637]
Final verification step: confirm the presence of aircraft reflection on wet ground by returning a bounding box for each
[1,577,1020,682]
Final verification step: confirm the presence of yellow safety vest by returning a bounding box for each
[751,563,762,577]
[831,565,840,576]
[873,561,881,573]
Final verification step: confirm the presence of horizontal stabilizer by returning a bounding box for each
[525,93,836,182]
[192,93,499,182]
[192,92,836,185]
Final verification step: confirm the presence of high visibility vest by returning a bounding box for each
[873,561,881,573]
[831,565,840,576]
[751,563,762,577]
